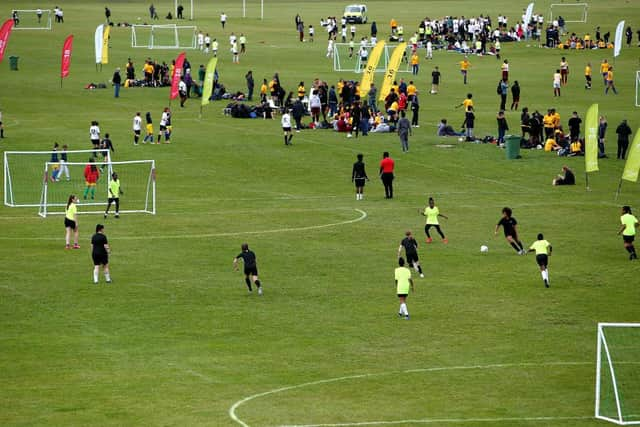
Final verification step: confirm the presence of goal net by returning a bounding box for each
[595,323,640,425]
[4,149,108,208]
[12,9,52,30]
[333,43,412,73]
[131,24,196,49]
[549,3,588,24]
[38,160,156,217]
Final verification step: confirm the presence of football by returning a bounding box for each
[480,245,489,253]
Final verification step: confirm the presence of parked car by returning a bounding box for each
[343,4,367,24]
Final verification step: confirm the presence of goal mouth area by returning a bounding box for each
[11,9,53,30]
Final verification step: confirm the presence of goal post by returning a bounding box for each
[595,323,640,425]
[131,24,197,49]
[11,9,52,30]
[38,160,156,218]
[635,71,640,107]
[549,3,588,24]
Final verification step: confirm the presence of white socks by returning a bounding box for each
[93,267,99,284]
[356,193,363,200]
[105,272,111,282]
[399,303,408,316]
[541,270,549,281]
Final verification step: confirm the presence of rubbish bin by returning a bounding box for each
[9,56,19,71]
[505,135,521,159]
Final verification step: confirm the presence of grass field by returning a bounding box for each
[1,1,640,426]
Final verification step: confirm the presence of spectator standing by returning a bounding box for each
[379,151,395,199]
[397,111,412,152]
[598,116,608,157]
[616,120,632,160]
[510,81,520,111]
[112,68,122,98]
[245,70,254,101]
[497,110,509,145]
[499,79,508,111]
[568,111,582,142]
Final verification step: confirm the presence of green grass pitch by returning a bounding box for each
[1,0,640,425]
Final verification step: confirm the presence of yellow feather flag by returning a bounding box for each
[359,41,385,99]
[201,57,218,107]
[379,42,406,102]
[622,130,640,182]
[101,25,110,64]
[584,103,599,173]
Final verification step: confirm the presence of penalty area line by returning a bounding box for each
[229,361,593,427]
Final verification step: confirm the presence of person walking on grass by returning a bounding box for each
[495,207,525,255]
[395,257,414,320]
[420,197,448,244]
[498,78,508,111]
[91,224,111,284]
[497,110,509,146]
[605,66,617,95]
[64,194,80,250]
[143,112,154,144]
[616,119,632,160]
[379,151,395,199]
[553,69,561,97]
[398,230,425,278]
[233,243,264,295]
[281,110,293,146]
[618,206,638,260]
[528,233,552,288]
[132,112,142,145]
[352,153,369,200]
[397,111,411,152]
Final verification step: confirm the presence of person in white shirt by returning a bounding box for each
[231,41,239,63]
[359,46,368,68]
[178,79,188,107]
[204,34,211,53]
[553,69,562,97]
[197,31,204,50]
[132,112,142,145]
[327,39,334,57]
[158,108,170,143]
[229,32,236,45]
[350,25,356,40]
[309,25,315,42]
[90,121,101,148]
[426,40,433,59]
[309,90,322,124]
[341,26,347,43]
[220,12,227,29]
[281,111,293,145]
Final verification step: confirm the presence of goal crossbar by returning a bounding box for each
[549,3,588,23]
[131,24,197,49]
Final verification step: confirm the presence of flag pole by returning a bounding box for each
[586,172,590,191]
[615,179,623,200]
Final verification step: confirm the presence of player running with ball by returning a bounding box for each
[398,230,425,278]
[495,207,525,254]
[528,233,552,288]
[233,243,264,295]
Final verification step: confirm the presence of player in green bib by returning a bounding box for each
[618,206,638,260]
[394,257,414,320]
[419,197,448,243]
[104,173,123,218]
[528,233,552,288]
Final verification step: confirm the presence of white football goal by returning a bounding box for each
[636,71,640,107]
[549,3,588,24]
[595,322,640,425]
[333,43,412,73]
[11,9,52,30]
[38,160,156,218]
[131,24,197,49]
[4,149,109,208]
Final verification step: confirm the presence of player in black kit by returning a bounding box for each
[351,153,369,200]
[397,230,425,278]
[494,207,525,254]
[233,243,263,295]
[91,224,112,284]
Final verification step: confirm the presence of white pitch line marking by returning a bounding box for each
[277,415,594,426]
[229,361,594,427]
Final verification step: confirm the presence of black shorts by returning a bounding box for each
[92,253,109,266]
[397,293,408,298]
[282,127,291,132]
[159,125,167,131]
[623,235,635,243]
[354,178,366,187]
[536,254,548,267]
[91,139,100,146]
[108,197,119,204]
[134,129,141,136]
[244,266,258,276]
[505,232,518,240]
[586,75,592,82]
[64,218,76,229]
[406,252,419,265]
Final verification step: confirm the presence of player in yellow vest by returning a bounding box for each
[459,57,470,84]
[104,172,123,218]
[528,233,552,288]
[584,62,592,89]
[394,257,414,319]
[64,194,80,249]
[420,197,448,243]
[618,206,639,260]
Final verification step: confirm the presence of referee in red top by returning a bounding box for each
[379,151,395,199]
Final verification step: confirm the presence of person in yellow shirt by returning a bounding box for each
[584,33,592,48]
[406,81,417,102]
[297,81,305,100]
[394,257,414,320]
[457,93,474,112]
[618,205,639,260]
[459,57,470,84]
[64,194,80,249]
[411,52,419,75]
[552,109,561,130]
[390,18,398,34]
[260,78,268,103]
[143,61,154,85]
[544,138,561,152]
[605,67,617,95]
[543,110,555,140]
[584,62,592,89]
[528,233,552,288]
[600,59,610,85]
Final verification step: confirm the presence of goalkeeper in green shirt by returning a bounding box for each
[104,172,123,218]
